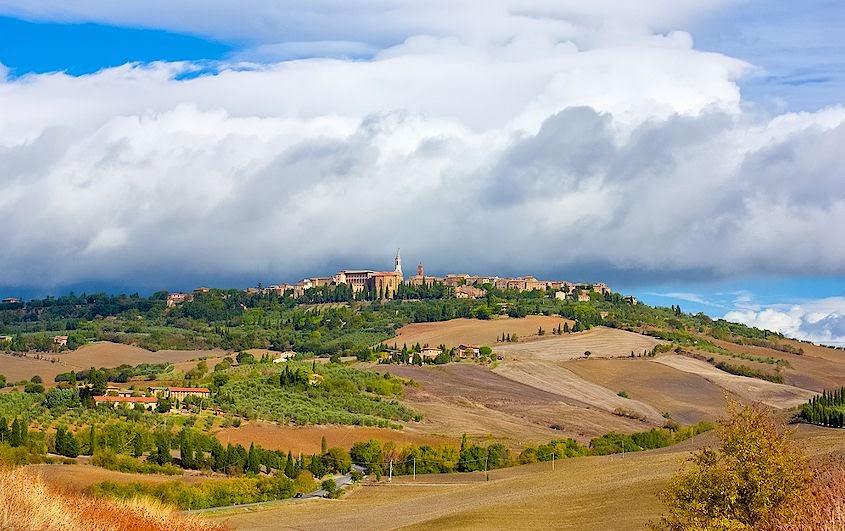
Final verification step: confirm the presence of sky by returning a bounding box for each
[0,1,843,345]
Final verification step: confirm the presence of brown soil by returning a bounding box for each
[710,338,845,392]
[393,316,572,348]
[653,354,816,408]
[564,358,729,424]
[376,363,655,446]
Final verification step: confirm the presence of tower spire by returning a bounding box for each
[394,249,402,275]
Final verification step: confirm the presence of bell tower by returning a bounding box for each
[394,249,402,276]
[417,262,424,277]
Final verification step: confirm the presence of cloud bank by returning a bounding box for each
[0,2,843,295]
[725,298,845,347]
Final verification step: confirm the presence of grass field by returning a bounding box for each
[393,315,571,348]
[214,421,457,455]
[0,342,224,384]
[206,424,845,531]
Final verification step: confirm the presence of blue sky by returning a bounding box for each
[0,16,231,76]
[0,2,843,344]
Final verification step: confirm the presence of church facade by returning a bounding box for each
[268,250,404,299]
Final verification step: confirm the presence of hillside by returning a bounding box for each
[208,424,845,530]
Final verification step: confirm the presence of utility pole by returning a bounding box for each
[413,457,416,481]
[389,459,393,482]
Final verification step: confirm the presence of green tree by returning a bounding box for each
[284,450,297,478]
[323,447,352,474]
[132,433,144,458]
[89,367,107,396]
[9,417,23,447]
[350,439,384,479]
[153,432,171,465]
[321,478,341,499]
[246,443,261,474]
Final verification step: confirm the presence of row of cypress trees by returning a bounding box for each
[800,387,845,427]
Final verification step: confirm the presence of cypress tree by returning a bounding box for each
[0,417,8,444]
[66,431,79,458]
[132,433,144,458]
[55,426,67,455]
[246,443,260,474]
[87,426,96,455]
[285,450,296,478]
[17,418,27,446]
[9,418,22,447]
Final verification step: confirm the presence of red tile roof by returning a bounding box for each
[167,387,210,393]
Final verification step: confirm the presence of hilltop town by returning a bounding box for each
[158,250,632,307]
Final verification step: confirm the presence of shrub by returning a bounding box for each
[656,400,811,530]
[92,450,182,476]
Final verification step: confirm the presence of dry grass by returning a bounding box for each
[493,358,666,424]
[209,425,845,531]
[772,455,845,531]
[30,463,208,492]
[0,467,223,531]
[393,315,570,348]
[493,326,663,361]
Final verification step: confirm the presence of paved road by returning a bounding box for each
[182,465,366,514]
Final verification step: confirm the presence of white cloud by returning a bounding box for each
[0,3,843,292]
[725,298,845,346]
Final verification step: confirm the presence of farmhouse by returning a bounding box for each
[455,285,486,299]
[420,347,441,360]
[166,292,192,307]
[0,336,11,343]
[458,344,481,359]
[94,396,158,411]
[105,386,134,397]
[273,351,297,363]
[53,335,68,347]
[166,387,211,401]
[1,297,22,304]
